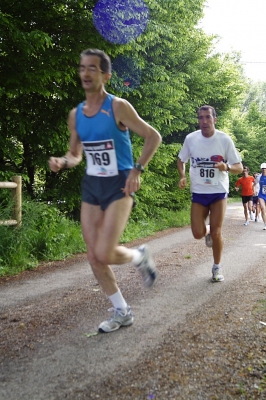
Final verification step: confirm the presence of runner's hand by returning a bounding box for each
[179,177,187,189]
[48,157,65,173]
[214,161,227,171]
[123,169,141,196]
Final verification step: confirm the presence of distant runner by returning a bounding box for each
[256,163,266,230]
[235,166,255,225]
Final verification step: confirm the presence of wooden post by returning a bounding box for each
[0,176,22,226]
[12,176,22,227]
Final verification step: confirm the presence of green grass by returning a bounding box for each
[0,201,86,277]
[120,208,190,243]
[227,196,242,203]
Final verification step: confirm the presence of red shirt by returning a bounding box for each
[235,175,254,196]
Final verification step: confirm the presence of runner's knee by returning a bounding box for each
[191,227,205,240]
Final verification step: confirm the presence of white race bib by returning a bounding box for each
[82,139,118,177]
[194,161,219,186]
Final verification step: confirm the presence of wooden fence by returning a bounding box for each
[0,176,22,226]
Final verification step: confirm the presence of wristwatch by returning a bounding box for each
[226,162,231,172]
[134,163,145,173]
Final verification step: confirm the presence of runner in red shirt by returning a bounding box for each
[235,166,255,225]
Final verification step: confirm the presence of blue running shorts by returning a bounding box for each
[81,170,134,210]
[191,192,227,207]
[253,196,259,205]
[258,193,266,202]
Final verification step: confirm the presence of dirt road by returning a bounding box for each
[1,203,266,399]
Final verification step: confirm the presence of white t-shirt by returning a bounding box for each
[178,129,242,194]
[253,180,260,196]
[255,174,262,185]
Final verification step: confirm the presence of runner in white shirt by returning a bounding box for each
[177,105,243,282]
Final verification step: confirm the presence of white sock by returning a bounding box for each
[131,249,143,266]
[205,224,210,236]
[213,263,221,269]
[109,289,127,310]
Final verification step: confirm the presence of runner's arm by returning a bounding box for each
[177,158,187,189]
[113,98,161,196]
[48,108,83,173]
[113,98,162,167]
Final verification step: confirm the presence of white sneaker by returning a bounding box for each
[205,233,213,248]
[136,245,158,288]
[98,306,133,333]
[212,266,224,282]
[244,221,249,226]
[205,225,213,247]
[250,213,254,221]
[263,225,266,230]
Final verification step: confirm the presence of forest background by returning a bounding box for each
[1,0,266,275]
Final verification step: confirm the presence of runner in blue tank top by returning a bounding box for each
[256,162,266,230]
[49,49,161,333]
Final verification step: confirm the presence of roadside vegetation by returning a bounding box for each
[0,201,85,277]
[0,199,190,277]
[0,198,240,277]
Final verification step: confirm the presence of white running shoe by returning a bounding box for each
[136,245,158,288]
[250,213,254,221]
[244,221,249,226]
[263,225,266,230]
[205,233,213,248]
[212,266,224,282]
[205,224,213,247]
[98,306,133,333]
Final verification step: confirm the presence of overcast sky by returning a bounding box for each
[199,0,266,82]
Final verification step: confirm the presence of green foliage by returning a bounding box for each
[121,207,191,243]
[223,96,266,176]
[0,0,247,220]
[0,201,85,276]
[242,81,266,114]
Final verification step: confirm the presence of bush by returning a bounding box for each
[0,200,85,276]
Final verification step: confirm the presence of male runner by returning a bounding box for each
[177,105,243,282]
[49,49,162,332]
[235,166,255,225]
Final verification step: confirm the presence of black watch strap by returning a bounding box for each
[134,163,145,173]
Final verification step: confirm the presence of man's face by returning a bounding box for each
[79,55,111,92]
[198,109,216,137]
[243,168,248,176]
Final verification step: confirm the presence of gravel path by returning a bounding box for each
[1,202,266,400]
